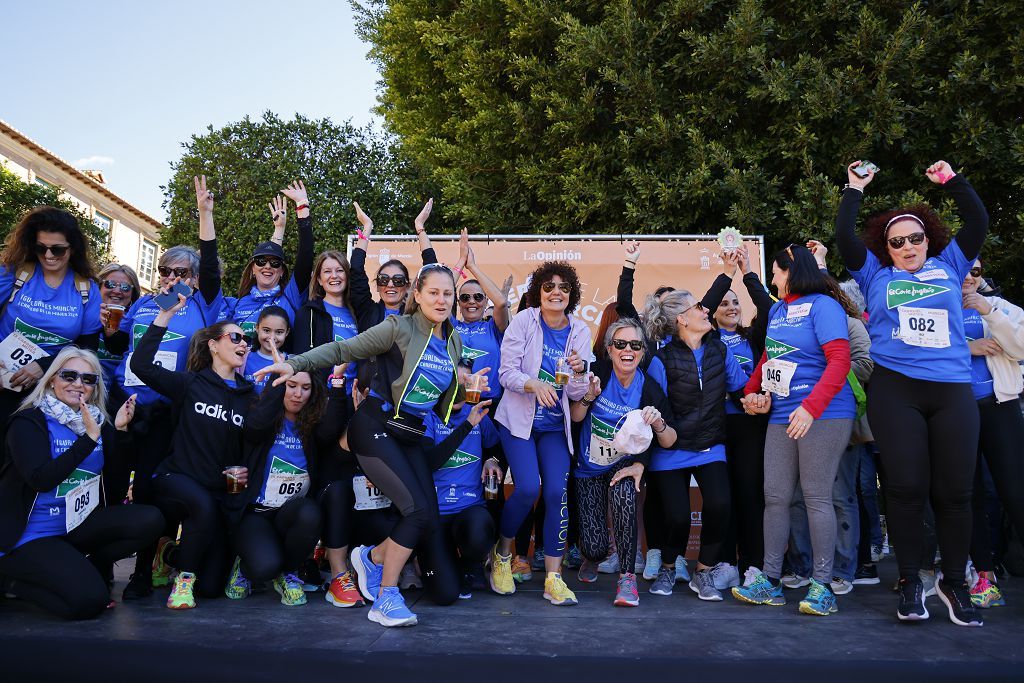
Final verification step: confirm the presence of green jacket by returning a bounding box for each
[286,310,465,422]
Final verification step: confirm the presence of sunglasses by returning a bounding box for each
[253,256,284,269]
[218,332,250,345]
[969,266,984,278]
[376,274,410,287]
[610,339,645,351]
[35,243,70,258]
[680,301,707,316]
[103,280,133,293]
[158,266,192,278]
[887,232,926,250]
[57,369,99,386]
[541,281,572,294]
[459,292,486,303]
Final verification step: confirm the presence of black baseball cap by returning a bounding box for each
[252,242,285,261]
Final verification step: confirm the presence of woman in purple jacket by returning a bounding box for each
[489,262,592,606]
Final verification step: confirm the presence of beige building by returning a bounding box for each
[0,119,163,292]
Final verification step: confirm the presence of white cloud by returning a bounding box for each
[71,155,115,168]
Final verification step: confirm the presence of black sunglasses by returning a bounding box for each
[35,243,70,258]
[57,369,99,386]
[158,266,192,278]
[610,339,645,351]
[103,280,133,293]
[541,281,572,294]
[459,292,486,303]
[253,256,283,269]
[969,266,984,278]
[376,274,409,287]
[887,232,926,250]
[217,332,249,345]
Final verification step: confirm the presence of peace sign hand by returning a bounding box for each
[194,175,214,213]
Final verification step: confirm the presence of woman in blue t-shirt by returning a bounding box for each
[243,306,290,394]
[293,249,358,387]
[835,160,988,627]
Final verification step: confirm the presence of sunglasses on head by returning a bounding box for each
[887,232,926,250]
[35,243,70,258]
[459,292,486,303]
[253,256,283,269]
[610,339,645,351]
[376,274,409,287]
[969,266,983,278]
[218,332,249,345]
[541,281,572,294]
[158,266,191,278]
[58,369,99,386]
[103,280,133,293]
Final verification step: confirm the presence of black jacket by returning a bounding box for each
[656,336,731,451]
[0,409,124,553]
[349,246,438,332]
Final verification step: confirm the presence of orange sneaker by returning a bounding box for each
[326,571,365,608]
[511,556,533,583]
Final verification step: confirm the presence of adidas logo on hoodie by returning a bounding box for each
[194,401,244,426]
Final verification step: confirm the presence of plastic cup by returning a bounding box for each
[554,358,571,387]
[224,466,246,494]
[484,473,500,500]
[465,373,483,404]
[107,304,125,330]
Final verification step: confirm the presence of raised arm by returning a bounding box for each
[268,195,287,246]
[463,233,509,331]
[281,181,314,294]
[616,241,641,319]
[414,198,434,255]
[928,163,988,261]
[194,176,221,305]
[835,162,872,272]
[701,250,740,315]
[284,315,400,375]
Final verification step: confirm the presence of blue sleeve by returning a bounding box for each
[941,238,973,281]
[647,355,668,393]
[0,265,14,304]
[490,318,504,344]
[813,297,849,347]
[197,289,226,326]
[723,346,748,392]
[481,415,499,448]
[283,277,304,310]
[423,412,438,441]
[81,282,102,334]
[849,250,880,294]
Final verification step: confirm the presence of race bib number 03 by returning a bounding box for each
[0,330,48,392]
[898,306,950,349]
[64,475,100,533]
[762,358,797,398]
[124,350,177,387]
[353,475,392,510]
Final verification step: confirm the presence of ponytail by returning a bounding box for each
[642,290,692,342]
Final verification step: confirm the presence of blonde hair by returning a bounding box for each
[17,347,108,420]
[404,263,456,316]
[642,289,693,342]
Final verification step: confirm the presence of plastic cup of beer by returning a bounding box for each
[484,472,500,500]
[554,357,571,386]
[465,372,483,404]
[107,304,125,330]
[224,466,246,494]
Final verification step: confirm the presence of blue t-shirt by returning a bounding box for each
[399,334,454,417]
[324,301,359,382]
[255,419,308,507]
[244,351,280,394]
[455,318,503,400]
[533,320,570,432]
[383,307,400,319]
[850,243,973,383]
[232,281,303,337]
[96,334,124,396]
[763,294,856,424]
[720,330,754,415]
[116,291,224,405]
[577,371,644,478]
[426,404,500,514]
[217,297,237,323]
[963,308,994,400]
[0,267,101,355]
[9,417,104,552]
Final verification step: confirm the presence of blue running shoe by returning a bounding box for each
[352,545,383,603]
[367,586,417,627]
[799,579,838,616]
[731,569,785,606]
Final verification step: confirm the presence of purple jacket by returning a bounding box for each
[494,307,593,452]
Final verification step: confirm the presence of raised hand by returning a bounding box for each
[963,292,992,315]
[281,180,308,206]
[467,399,492,426]
[353,201,373,237]
[806,239,828,269]
[80,403,101,442]
[585,373,602,400]
[194,175,214,213]
[115,394,138,431]
[253,361,294,386]
[269,195,287,232]
[624,240,640,265]
[722,249,740,277]
[500,274,514,301]
[846,161,874,191]
[414,198,433,234]
[737,245,752,274]
[925,160,956,185]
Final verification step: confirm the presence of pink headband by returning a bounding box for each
[883,213,926,237]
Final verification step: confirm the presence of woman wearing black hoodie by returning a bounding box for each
[130,288,255,610]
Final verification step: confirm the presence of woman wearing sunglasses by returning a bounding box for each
[835,160,988,626]
[960,259,1024,609]
[488,262,592,606]
[96,264,141,397]
[0,347,162,619]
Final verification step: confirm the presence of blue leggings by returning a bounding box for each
[497,424,571,557]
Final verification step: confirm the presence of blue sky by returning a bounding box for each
[3,0,381,220]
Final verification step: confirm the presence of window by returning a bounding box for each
[139,239,156,286]
[93,211,112,234]
[34,176,53,188]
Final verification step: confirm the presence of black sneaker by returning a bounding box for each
[121,572,153,600]
[853,564,880,585]
[458,573,474,600]
[936,579,983,627]
[896,577,928,621]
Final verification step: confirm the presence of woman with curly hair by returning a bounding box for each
[489,261,592,605]
[835,160,988,627]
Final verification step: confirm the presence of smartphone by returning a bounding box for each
[852,161,879,178]
[155,282,193,310]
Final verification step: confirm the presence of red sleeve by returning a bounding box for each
[744,350,768,395]
[801,339,851,419]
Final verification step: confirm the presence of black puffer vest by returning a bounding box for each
[656,336,728,451]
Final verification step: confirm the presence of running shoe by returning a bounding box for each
[920,569,937,598]
[871,544,884,563]
[167,571,196,610]
[578,559,599,584]
[897,576,928,621]
[709,562,740,590]
[633,551,645,576]
[273,573,307,606]
[689,568,723,601]
[367,586,417,627]
[152,536,175,587]
[399,561,423,590]
[674,555,690,583]
[597,552,620,574]
[830,577,853,595]
[799,579,838,616]
[563,545,583,569]
[643,549,662,581]
[122,571,153,600]
[489,544,516,595]
[351,545,383,603]
[853,564,880,585]
[649,566,674,596]
[731,569,785,606]
[224,557,251,600]
[936,579,983,627]
[531,549,545,571]
[970,575,1004,608]
[459,573,473,600]
[614,572,640,607]
[326,571,364,608]
[543,572,578,606]
[511,556,533,583]
[780,572,810,589]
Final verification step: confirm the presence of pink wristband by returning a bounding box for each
[357,229,368,241]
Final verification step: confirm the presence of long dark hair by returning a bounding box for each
[774,245,859,317]
[712,288,750,339]
[186,322,238,372]
[2,206,95,279]
[269,371,326,444]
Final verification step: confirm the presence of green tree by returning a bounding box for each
[0,165,111,266]
[161,111,439,291]
[354,0,1024,292]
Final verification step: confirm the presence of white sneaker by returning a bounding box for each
[597,552,620,574]
[921,570,938,598]
[781,572,810,589]
[741,566,762,587]
[399,562,422,590]
[709,562,740,590]
[830,577,853,595]
[643,549,662,581]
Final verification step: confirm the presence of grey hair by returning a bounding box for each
[17,347,108,420]
[839,279,865,317]
[159,245,200,274]
[604,318,646,349]
[642,289,693,342]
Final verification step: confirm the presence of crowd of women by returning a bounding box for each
[0,159,1019,630]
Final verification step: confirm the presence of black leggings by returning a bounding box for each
[418,505,494,606]
[643,474,666,553]
[867,365,978,583]
[654,461,730,566]
[575,460,639,574]
[235,497,321,583]
[318,473,401,551]
[347,408,438,550]
[152,472,230,598]
[970,396,1024,571]
[721,412,768,569]
[0,505,163,619]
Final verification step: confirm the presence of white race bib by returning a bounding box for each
[898,306,950,349]
[353,475,391,510]
[588,431,623,467]
[64,475,100,533]
[261,470,310,508]
[0,330,48,392]
[786,303,812,319]
[762,358,798,397]
[124,350,177,387]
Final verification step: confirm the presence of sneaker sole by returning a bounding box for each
[642,570,659,581]
[897,607,930,621]
[799,602,836,616]
[351,547,377,603]
[853,578,880,585]
[936,586,983,627]
[325,592,363,608]
[730,588,785,606]
[831,586,853,596]
[166,602,195,610]
[649,587,673,596]
[367,609,417,627]
[689,582,723,601]
[577,574,598,584]
[613,595,639,607]
[543,592,578,606]
[781,581,810,589]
